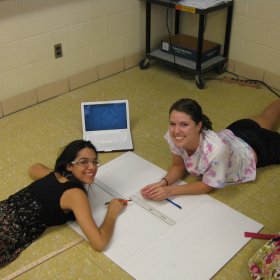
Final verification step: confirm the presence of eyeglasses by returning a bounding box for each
[71,158,100,168]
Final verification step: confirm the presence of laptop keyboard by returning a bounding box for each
[91,131,128,144]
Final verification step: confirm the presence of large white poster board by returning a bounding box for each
[69,152,263,280]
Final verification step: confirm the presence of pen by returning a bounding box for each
[105,199,131,206]
[166,198,182,209]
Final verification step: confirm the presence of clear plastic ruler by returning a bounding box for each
[94,179,175,226]
[94,178,122,198]
[3,237,83,280]
[130,193,176,226]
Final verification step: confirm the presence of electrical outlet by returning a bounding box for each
[54,43,63,59]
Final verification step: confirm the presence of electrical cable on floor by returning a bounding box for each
[224,70,239,78]
[178,71,196,80]
[225,70,280,98]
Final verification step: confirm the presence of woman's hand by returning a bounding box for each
[106,198,128,218]
[141,183,173,201]
[140,154,187,201]
[62,190,128,252]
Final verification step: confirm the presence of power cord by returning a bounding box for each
[166,0,176,65]
[166,0,194,80]
[164,2,213,81]
[225,70,280,98]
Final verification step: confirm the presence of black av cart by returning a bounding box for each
[139,0,234,89]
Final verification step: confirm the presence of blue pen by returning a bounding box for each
[166,198,182,209]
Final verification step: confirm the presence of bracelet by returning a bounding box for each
[161,177,169,186]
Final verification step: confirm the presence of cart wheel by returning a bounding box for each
[215,63,226,74]
[195,75,205,89]
[139,58,150,70]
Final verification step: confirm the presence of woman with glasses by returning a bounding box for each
[0,140,127,267]
[141,98,280,200]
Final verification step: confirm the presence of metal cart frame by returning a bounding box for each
[139,0,234,89]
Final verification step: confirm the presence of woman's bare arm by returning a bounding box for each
[61,188,126,251]
[28,163,52,180]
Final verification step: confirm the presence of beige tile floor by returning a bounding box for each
[0,65,279,279]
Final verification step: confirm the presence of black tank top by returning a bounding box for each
[26,172,86,226]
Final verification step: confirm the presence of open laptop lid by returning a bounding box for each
[81,100,133,152]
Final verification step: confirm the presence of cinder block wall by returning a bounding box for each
[0,0,279,118]
[230,0,280,89]
[0,0,145,116]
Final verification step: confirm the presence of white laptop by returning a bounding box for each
[81,100,134,152]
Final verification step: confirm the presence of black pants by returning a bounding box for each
[227,119,280,168]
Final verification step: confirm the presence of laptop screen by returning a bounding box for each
[84,103,128,131]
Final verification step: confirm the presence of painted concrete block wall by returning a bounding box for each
[231,0,280,76]
[0,0,279,111]
[0,0,145,102]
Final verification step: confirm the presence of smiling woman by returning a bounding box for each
[53,141,100,186]
[0,140,127,267]
[140,98,280,201]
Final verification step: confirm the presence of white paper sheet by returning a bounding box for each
[69,152,263,280]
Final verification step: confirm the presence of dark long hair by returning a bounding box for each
[54,140,97,186]
[169,98,212,130]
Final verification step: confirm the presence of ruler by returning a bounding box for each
[94,178,122,198]
[130,193,176,226]
[94,178,176,225]
[94,179,175,226]
[3,237,83,280]
[94,179,176,225]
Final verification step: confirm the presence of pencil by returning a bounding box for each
[166,198,182,209]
